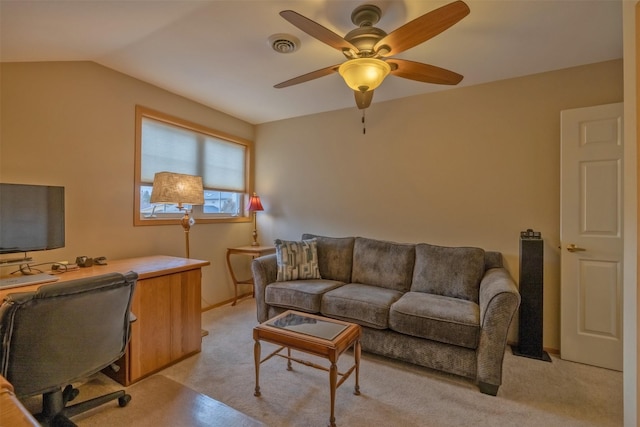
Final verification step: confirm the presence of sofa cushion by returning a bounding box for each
[484,251,504,269]
[389,292,480,349]
[351,237,415,292]
[321,283,404,329]
[411,244,485,303]
[275,238,321,282]
[265,280,344,313]
[302,234,354,283]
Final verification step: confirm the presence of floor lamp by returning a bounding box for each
[247,192,264,246]
[150,171,204,258]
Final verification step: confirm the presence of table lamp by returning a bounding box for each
[247,192,264,246]
[150,171,204,258]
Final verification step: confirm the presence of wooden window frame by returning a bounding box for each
[134,105,254,226]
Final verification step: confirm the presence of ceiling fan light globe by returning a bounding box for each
[338,58,390,92]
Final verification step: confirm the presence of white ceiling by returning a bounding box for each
[0,0,623,125]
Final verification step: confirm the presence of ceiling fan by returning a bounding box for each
[274,1,470,110]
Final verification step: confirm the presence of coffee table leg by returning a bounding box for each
[329,362,337,427]
[254,339,261,397]
[354,340,361,395]
[287,347,292,371]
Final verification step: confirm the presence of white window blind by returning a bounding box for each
[141,117,246,192]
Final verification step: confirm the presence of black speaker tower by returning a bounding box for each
[511,229,551,362]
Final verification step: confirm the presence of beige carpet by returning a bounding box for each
[46,299,622,426]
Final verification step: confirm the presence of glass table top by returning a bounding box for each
[267,312,348,341]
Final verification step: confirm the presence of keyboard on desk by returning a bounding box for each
[0,273,60,290]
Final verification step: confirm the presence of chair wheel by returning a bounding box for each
[118,394,131,407]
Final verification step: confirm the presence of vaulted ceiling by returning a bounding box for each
[0,0,623,124]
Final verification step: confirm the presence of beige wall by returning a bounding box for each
[255,59,623,351]
[0,61,256,308]
[0,59,624,351]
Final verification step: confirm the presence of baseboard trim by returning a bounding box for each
[507,340,559,356]
[201,292,254,313]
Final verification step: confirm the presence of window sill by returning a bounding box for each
[134,216,251,226]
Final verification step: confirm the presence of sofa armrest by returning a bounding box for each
[476,268,520,394]
[251,253,278,323]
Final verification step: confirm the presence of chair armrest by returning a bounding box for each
[251,254,278,323]
[476,267,520,393]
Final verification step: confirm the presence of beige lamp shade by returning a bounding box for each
[150,172,204,206]
[338,58,391,93]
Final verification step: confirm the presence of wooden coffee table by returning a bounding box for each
[253,310,361,427]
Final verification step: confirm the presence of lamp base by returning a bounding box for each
[180,210,194,258]
[251,212,260,247]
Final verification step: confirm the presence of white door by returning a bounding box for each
[560,102,623,371]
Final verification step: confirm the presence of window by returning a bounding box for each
[134,106,253,226]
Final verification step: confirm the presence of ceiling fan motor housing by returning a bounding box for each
[345,4,387,56]
[344,26,387,57]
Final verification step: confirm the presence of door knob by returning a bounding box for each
[567,244,586,252]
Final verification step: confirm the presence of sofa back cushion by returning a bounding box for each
[351,237,415,292]
[484,251,504,269]
[275,238,321,281]
[301,234,354,283]
[411,243,485,303]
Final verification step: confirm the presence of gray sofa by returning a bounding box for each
[251,234,520,395]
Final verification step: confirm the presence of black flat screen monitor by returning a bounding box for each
[0,183,65,254]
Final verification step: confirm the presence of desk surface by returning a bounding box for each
[0,375,39,426]
[0,255,210,300]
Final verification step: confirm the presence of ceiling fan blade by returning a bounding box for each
[354,90,373,110]
[388,59,463,85]
[374,0,470,56]
[280,10,357,52]
[274,64,340,88]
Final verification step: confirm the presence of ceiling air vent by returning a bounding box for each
[268,33,300,54]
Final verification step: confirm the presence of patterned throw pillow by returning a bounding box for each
[275,238,321,281]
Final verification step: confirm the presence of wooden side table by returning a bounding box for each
[253,310,361,427]
[226,246,276,306]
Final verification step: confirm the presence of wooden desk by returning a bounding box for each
[0,375,39,426]
[0,255,210,386]
[226,246,275,306]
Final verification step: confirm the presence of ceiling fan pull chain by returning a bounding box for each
[362,109,366,134]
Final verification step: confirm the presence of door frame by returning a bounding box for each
[622,2,638,426]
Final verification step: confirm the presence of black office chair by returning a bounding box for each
[0,271,138,427]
